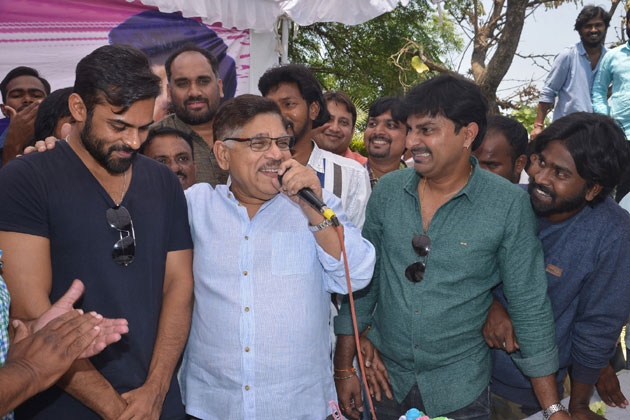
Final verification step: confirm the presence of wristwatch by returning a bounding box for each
[308,218,333,232]
[542,403,568,420]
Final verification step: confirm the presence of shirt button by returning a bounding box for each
[244,236,249,240]
[238,203,242,207]
[243,271,248,276]
[228,193,232,198]
[245,347,250,352]
[245,385,250,391]
[244,307,250,312]
[415,310,419,315]
[415,344,419,349]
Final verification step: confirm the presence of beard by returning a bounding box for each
[80,112,136,174]
[173,94,219,126]
[528,179,587,218]
[293,115,310,144]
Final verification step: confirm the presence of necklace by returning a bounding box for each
[116,170,127,207]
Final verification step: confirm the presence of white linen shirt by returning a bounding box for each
[180,183,375,420]
[308,142,371,229]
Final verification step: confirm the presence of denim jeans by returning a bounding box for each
[372,384,490,420]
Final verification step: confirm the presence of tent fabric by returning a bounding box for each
[130,0,410,31]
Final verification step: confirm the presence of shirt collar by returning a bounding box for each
[403,156,480,203]
[307,140,324,172]
[577,41,608,56]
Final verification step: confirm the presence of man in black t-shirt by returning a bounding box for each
[0,45,193,420]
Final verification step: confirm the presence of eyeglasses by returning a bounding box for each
[222,135,296,152]
[405,234,431,283]
[106,205,136,266]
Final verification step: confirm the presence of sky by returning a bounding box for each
[448,1,628,101]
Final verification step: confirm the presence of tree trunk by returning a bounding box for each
[471,0,529,113]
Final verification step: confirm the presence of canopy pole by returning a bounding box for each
[281,16,289,64]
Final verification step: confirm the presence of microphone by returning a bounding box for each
[277,171,340,226]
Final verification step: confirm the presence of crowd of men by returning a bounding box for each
[0,4,629,420]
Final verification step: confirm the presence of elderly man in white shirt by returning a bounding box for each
[180,95,375,420]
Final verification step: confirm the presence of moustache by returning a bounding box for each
[368,134,392,144]
[185,96,209,106]
[410,146,432,156]
[259,160,283,171]
[109,144,136,155]
[176,170,187,178]
[529,180,555,199]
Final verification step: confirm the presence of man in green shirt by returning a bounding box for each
[334,74,567,420]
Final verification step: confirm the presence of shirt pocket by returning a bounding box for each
[271,231,316,275]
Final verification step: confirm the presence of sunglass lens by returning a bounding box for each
[412,234,431,257]
[405,261,426,283]
[112,234,135,266]
[106,206,132,230]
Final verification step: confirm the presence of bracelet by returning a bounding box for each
[333,373,356,380]
[309,218,333,232]
[334,367,356,373]
[534,122,544,128]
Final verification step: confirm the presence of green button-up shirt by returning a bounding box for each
[335,159,558,416]
[150,114,228,187]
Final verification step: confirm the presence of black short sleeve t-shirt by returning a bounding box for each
[0,141,193,419]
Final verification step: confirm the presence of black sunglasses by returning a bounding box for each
[106,205,136,266]
[405,234,431,283]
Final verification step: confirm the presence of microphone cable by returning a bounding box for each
[335,225,378,420]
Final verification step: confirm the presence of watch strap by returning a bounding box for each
[309,218,333,232]
[542,403,568,420]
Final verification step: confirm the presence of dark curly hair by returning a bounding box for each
[258,64,330,129]
[533,112,629,205]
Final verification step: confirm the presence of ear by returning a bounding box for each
[308,101,320,122]
[462,122,479,150]
[213,140,231,171]
[68,93,87,123]
[514,154,527,175]
[585,183,603,203]
[217,79,224,99]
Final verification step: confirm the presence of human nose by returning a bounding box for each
[166,158,181,173]
[329,119,341,132]
[406,130,421,150]
[122,129,142,150]
[188,81,202,97]
[265,139,284,159]
[534,166,551,186]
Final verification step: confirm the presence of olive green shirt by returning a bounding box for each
[150,114,228,187]
[335,159,558,416]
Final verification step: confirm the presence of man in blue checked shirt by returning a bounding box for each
[530,6,610,140]
[179,95,375,420]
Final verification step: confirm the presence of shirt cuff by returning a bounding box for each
[538,88,555,104]
[511,345,559,378]
[334,312,370,335]
[571,359,604,385]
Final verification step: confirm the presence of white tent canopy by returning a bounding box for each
[131,0,410,31]
[130,0,409,91]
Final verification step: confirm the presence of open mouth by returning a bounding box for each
[259,167,280,177]
[411,148,432,163]
[369,137,391,146]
